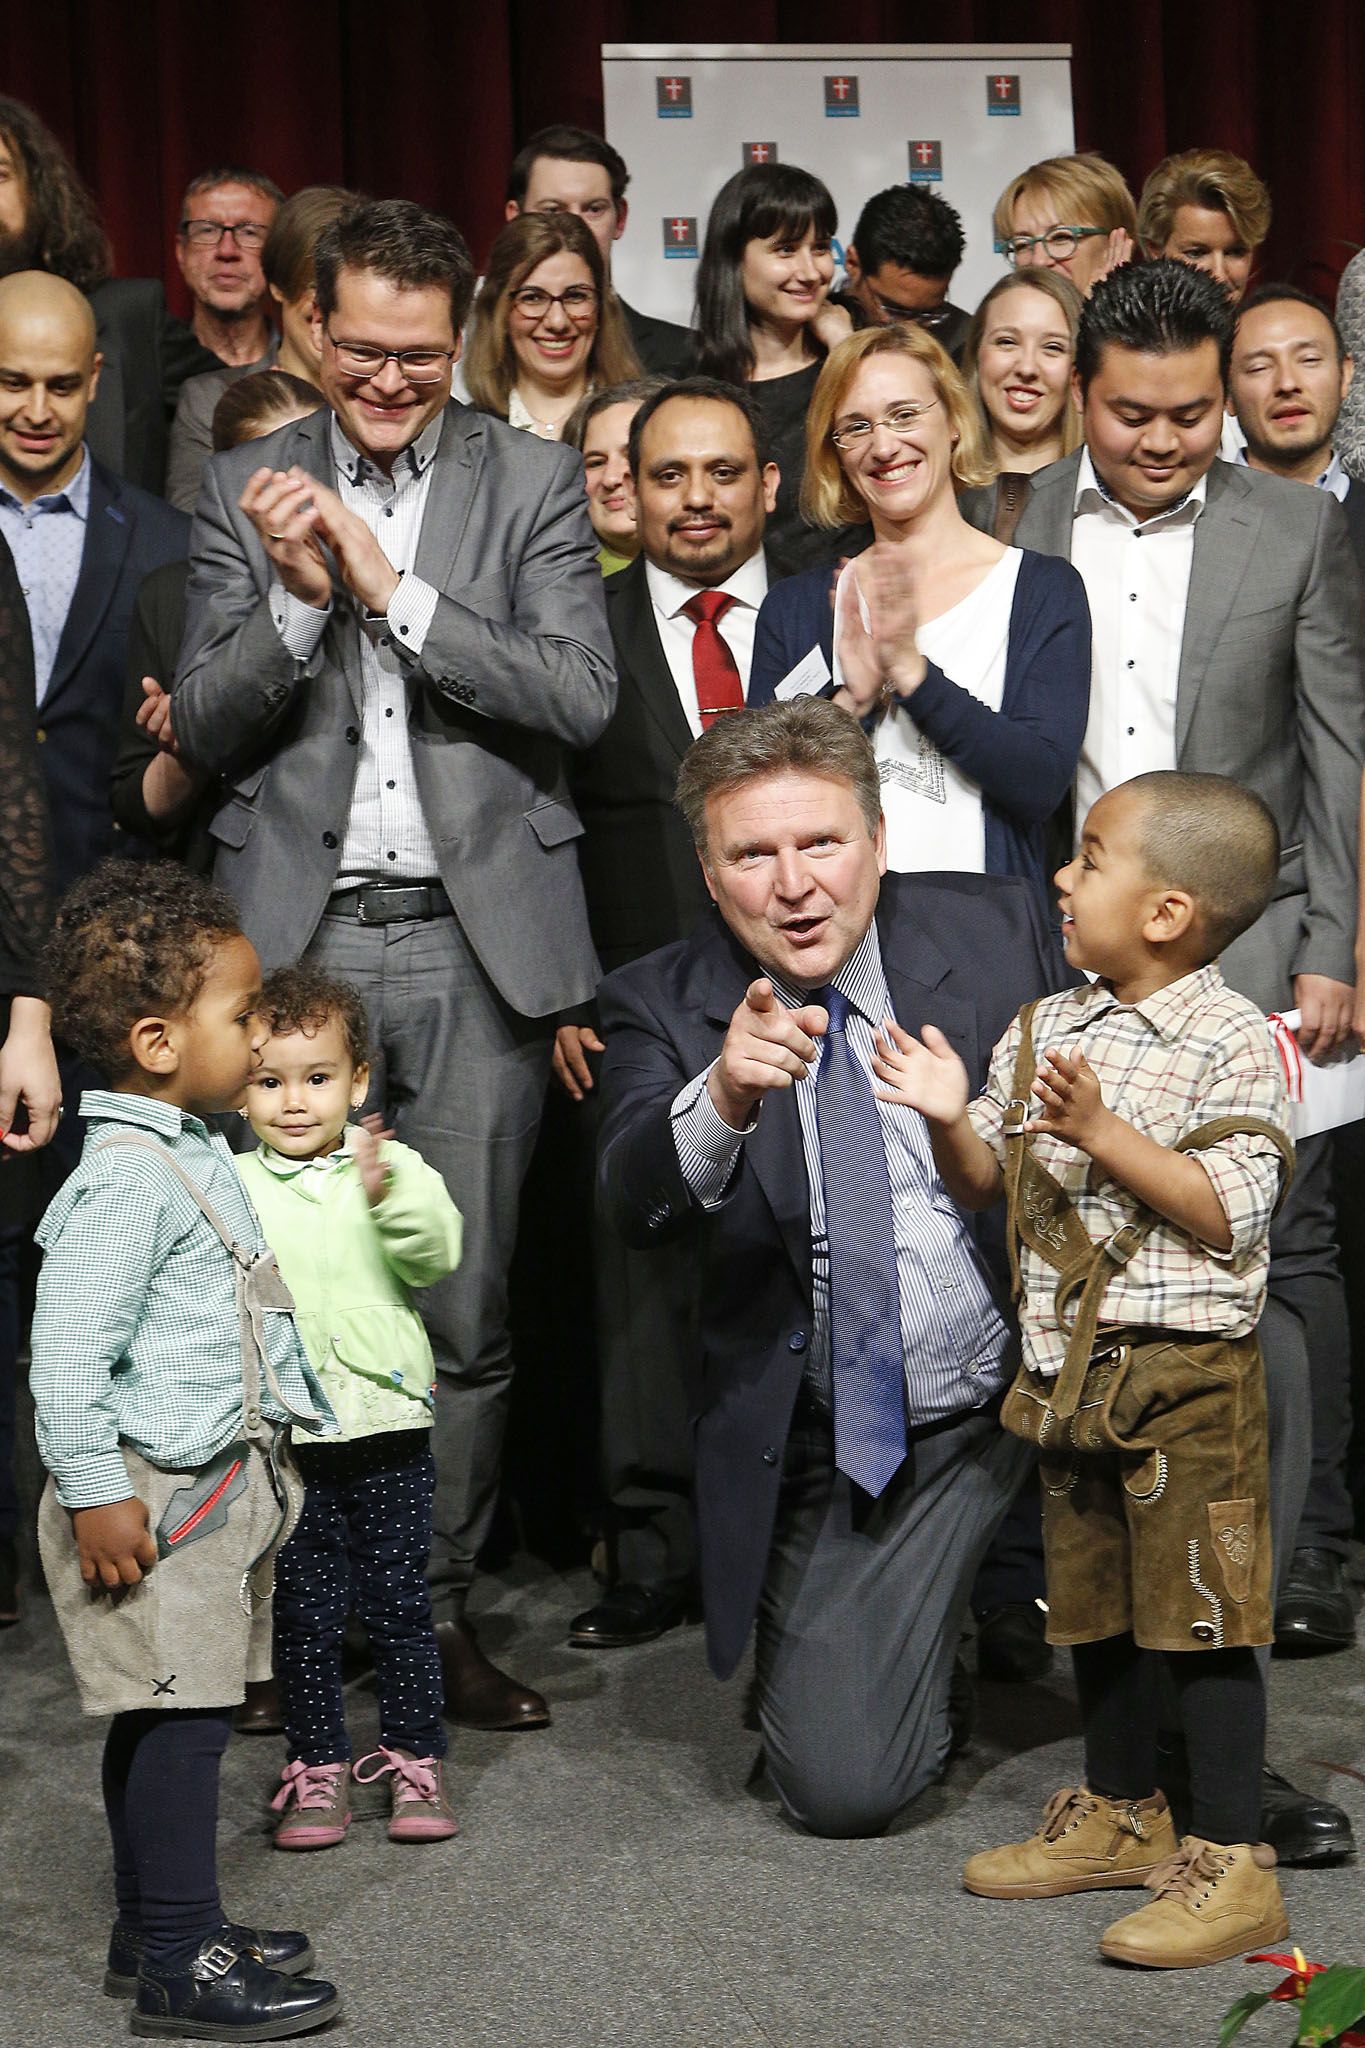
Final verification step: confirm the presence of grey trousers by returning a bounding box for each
[305,911,552,1621]
[754,1399,1030,1838]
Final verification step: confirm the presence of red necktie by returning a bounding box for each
[683,590,744,728]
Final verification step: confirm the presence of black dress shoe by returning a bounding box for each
[976,1602,1054,1682]
[568,1580,692,1648]
[107,1920,314,1997]
[436,1617,551,1730]
[131,1928,340,2039]
[1260,1764,1357,1866]
[0,1535,18,1626]
[948,1654,975,1758]
[1274,1547,1358,1655]
[233,1678,284,1736]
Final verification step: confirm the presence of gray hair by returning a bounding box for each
[675,698,882,858]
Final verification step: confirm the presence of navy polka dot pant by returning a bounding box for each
[275,1428,447,1765]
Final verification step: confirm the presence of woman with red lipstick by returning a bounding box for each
[958,270,1082,541]
[749,324,1090,909]
[464,212,639,442]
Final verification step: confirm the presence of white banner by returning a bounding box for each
[603,43,1075,327]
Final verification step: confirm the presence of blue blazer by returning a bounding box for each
[597,869,1063,1679]
[749,548,1091,905]
[38,457,188,892]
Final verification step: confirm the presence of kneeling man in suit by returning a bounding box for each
[597,697,1060,1835]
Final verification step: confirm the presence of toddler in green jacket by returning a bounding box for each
[236,966,463,1850]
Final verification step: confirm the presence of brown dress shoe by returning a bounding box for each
[436,1618,550,1730]
[234,1679,284,1735]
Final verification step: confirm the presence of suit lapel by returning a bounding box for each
[45,462,128,711]
[1175,463,1261,757]
[413,403,480,590]
[611,558,695,764]
[1015,453,1081,560]
[876,881,979,1076]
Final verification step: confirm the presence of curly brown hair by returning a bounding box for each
[46,860,243,1079]
[256,965,369,1069]
[0,95,113,292]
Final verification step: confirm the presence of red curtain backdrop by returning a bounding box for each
[2,0,1361,312]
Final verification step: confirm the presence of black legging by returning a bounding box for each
[102,1705,234,1966]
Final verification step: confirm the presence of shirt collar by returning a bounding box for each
[0,446,91,520]
[1064,961,1226,1042]
[1073,445,1208,531]
[78,1089,210,1139]
[330,409,444,487]
[254,1124,359,1179]
[645,549,770,622]
[769,922,888,1023]
[1233,443,1350,501]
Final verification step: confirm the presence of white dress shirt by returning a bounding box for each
[644,551,769,738]
[1070,449,1208,831]
[1234,442,1351,502]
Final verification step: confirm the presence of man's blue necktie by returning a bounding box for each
[815,986,908,1498]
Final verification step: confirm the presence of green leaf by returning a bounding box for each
[1219,1989,1272,2046]
[1297,1966,1365,2045]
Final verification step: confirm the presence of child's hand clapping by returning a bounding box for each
[353,1112,395,1207]
[1027,1048,1109,1148]
[871,1019,970,1125]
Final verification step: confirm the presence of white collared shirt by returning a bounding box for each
[1070,448,1209,832]
[644,551,769,738]
[1234,441,1351,502]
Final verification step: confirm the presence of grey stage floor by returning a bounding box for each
[2,1552,1363,2048]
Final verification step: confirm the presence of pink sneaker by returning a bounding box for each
[270,1759,351,1850]
[353,1746,459,1843]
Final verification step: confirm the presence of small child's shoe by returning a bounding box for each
[1099,1836,1289,1968]
[963,1786,1177,1898]
[270,1759,351,1850]
[105,1918,314,1996]
[353,1745,459,1842]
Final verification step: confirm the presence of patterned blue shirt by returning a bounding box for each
[30,1091,333,1509]
[0,446,90,704]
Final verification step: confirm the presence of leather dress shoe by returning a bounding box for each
[107,1920,314,1997]
[976,1602,1054,1682]
[1259,1764,1356,1866]
[568,1580,692,1647]
[1274,1547,1357,1655]
[436,1617,550,1730]
[233,1678,284,1736]
[131,1927,340,2039]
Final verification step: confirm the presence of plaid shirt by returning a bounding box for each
[967,967,1290,1376]
[30,1092,332,1509]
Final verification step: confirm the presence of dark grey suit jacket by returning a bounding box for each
[173,401,616,1013]
[1015,452,1365,1010]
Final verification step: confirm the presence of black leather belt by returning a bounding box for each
[327,881,454,925]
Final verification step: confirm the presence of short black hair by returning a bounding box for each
[626,375,773,477]
[1237,282,1348,361]
[1118,771,1280,959]
[46,860,244,1081]
[1076,257,1236,395]
[257,965,369,1069]
[314,198,476,335]
[850,185,964,279]
[506,125,629,210]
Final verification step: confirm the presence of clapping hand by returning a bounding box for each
[872,1019,970,1124]
[1088,229,1135,291]
[1027,1047,1108,1148]
[353,1111,395,1206]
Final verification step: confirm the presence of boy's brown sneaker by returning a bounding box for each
[1099,1837,1289,1969]
[963,1786,1177,1898]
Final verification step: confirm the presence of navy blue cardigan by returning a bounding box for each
[749,547,1091,904]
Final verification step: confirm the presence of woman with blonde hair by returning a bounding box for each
[993,152,1137,297]
[463,212,639,439]
[1138,149,1270,305]
[959,269,1084,539]
[749,324,1090,898]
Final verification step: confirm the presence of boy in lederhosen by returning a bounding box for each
[872,770,1294,1970]
[29,860,343,2041]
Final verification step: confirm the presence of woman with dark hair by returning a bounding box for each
[692,163,857,573]
[464,212,639,439]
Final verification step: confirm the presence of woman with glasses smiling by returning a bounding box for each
[993,152,1138,299]
[749,326,1090,904]
[464,213,639,440]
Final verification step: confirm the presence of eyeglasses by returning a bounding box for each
[509,285,599,322]
[323,329,458,384]
[829,398,940,451]
[873,301,954,334]
[179,219,270,250]
[1001,225,1106,265]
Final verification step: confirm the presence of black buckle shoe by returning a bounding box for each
[567,1581,695,1648]
[1273,1548,1358,1656]
[107,1919,315,1997]
[1259,1765,1357,1867]
[132,1928,340,2039]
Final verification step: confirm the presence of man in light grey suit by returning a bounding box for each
[1010,257,1362,1864]
[174,198,616,1730]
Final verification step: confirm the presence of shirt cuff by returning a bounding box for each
[270,581,331,660]
[670,1063,756,1208]
[385,573,440,658]
[51,1449,137,1512]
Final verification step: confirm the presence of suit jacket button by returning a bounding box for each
[322,831,338,849]
[345,726,359,744]
[35,727,45,742]
[788,1331,807,1353]
[762,1446,779,1466]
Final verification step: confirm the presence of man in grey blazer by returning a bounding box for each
[1010,258,1362,1863]
[174,198,616,1730]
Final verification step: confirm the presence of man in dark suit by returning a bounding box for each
[1012,259,1363,1861]
[597,698,1059,1834]
[175,199,616,1732]
[557,378,777,1648]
